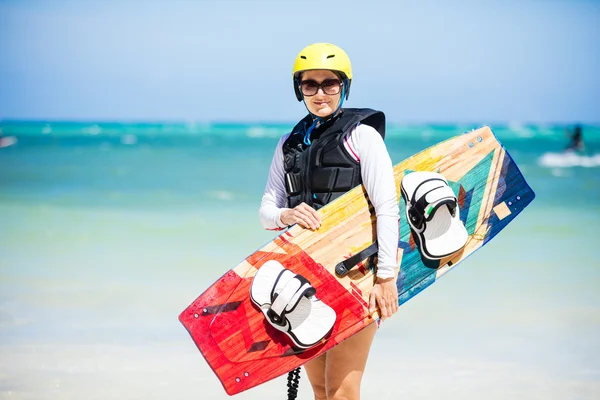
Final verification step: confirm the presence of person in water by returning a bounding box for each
[259,43,400,400]
[565,124,585,152]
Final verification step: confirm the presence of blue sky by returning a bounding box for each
[0,0,599,123]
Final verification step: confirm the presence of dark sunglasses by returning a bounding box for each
[299,78,342,96]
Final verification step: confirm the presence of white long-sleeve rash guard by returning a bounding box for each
[259,122,400,279]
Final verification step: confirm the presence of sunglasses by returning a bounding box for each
[299,78,342,96]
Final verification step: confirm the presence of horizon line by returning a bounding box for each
[1,118,596,127]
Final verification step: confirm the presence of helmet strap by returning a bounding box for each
[335,82,347,112]
[303,118,319,146]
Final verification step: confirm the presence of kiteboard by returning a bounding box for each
[179,126,535,395]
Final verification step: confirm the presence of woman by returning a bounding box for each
[259,43,400,400]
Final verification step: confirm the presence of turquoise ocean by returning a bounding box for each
[1,121,599,399]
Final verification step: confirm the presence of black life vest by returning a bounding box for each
[282,108,385,209]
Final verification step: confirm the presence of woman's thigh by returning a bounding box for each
[304,353,327,399]
[303,322,378,399]
[325,322,377,399]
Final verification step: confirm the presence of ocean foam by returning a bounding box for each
[538,152,600,168]
[0,136,18,148]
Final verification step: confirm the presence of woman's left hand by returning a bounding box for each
[368,277,399,321]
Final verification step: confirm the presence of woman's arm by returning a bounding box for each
[259,134,291,230]
[345,124,400,279]
[347,123,400,320]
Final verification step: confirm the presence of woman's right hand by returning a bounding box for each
[280,202,321,230]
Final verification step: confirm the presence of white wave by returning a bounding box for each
[513,127,536,138]
[82,124,102,135]
[538,152,600,168]
[420,129,434,140]
[0,136,18,148]
[121,134,138,145]
[209,190,234,201]
[246,126,283,138]
[185,121,212,134]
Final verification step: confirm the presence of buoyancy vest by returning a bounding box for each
[282,108,385,209]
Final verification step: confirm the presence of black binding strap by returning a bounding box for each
[335,242,378,276]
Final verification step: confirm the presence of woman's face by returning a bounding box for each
[299,70,343,118]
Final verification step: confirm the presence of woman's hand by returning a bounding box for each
[280,202,321,230]
[368,277,399,321]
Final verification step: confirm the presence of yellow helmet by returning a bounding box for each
[292,43,352,101]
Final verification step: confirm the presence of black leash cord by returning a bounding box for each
[286,367,301,400]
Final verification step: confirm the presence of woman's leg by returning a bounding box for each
[325,322,377,400]
[304,322,377,400]
[304,353,328,400]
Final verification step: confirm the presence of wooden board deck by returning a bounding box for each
[179,126,535,395]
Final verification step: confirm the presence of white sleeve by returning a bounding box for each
[345,124,400,279]
[259,134,291,230]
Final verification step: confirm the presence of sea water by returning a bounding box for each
[1,121,599,399]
